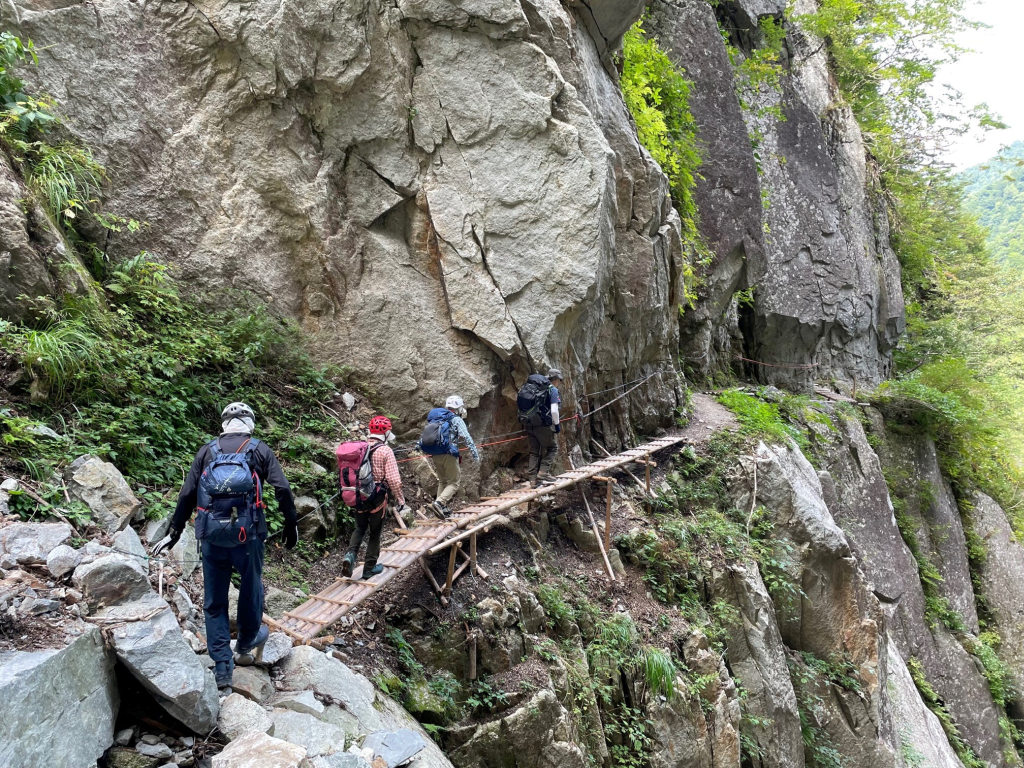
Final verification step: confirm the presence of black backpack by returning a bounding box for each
[517,374,553,426]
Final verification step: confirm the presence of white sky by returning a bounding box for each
[940,0,1024,169]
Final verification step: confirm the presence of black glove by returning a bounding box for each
[553,423,561,434]
[283,518,298,550]
[152,527,182,557]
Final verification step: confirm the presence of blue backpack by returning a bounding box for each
[195,437,265,547]
[418,408,458,457]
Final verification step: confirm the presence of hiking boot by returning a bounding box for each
[536,472,556,485]
[341,552,355,578]
[215,660,234,690]
[234,625,269,666]
[430,501,450,518]
[362,563,384,580]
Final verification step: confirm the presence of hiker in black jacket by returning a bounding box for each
[153,402,298,689]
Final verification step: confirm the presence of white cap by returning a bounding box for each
[445,395,465,411]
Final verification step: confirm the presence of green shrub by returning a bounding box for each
[0,253,342,499]
[872,368,1024,530]
[620,20,701,222]
[619,19,706,296]
[640,647,677,699]
[0,32,55,135]
[717,389,804,446]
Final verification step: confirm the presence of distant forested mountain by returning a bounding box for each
[962,141,1024,266]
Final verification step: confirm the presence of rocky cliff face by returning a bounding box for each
[651,0,905,389]
[2,0,684,440]
[1,0,905,432]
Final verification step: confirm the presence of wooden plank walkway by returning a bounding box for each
[265,435,686,644]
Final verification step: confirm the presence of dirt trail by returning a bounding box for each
[676,392,738,443]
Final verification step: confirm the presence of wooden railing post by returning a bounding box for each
[445,543,461,595]
[470,532,478,575]
[604,478,614,551]
[645,452,652,513]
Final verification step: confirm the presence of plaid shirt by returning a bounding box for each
[449,415,479,460]
[369,439,405,507]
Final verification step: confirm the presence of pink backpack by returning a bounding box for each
[336,441,388,510]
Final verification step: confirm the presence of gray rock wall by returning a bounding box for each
[3,0,681,444]
[966,493,1024,723]
[821,412,1011,767]
[649,0,905,388]
[730,440,897,767]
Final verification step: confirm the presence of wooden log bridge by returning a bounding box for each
[265,435,686,645]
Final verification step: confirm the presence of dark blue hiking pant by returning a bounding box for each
[201,538,265,665]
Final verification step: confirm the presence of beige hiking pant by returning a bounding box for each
[431,453,461,505]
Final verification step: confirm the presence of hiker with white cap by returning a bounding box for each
[153,401,298,690]
[517,369,563,486]
[417,395,479,517]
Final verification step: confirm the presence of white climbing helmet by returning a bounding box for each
[445,395,466,416]
[221,402,255,422]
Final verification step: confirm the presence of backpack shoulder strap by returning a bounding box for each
[207,439,222,459]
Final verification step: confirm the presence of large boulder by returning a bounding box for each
[271,690,325,716]
[218,692,273,741]
[825,414,1009,766]
[295,495,331,540]
[0,627,118,768]
[648,0,764,377]
[277,646,382,727]
[711,563,802,768]
[0,522,72,564]
[653,0,904,386]
[646,676,717,768]
[112,526,150,575]
[445,689,586,768]
[269,710,347,757]
[646,630,741,768]
[277,646,454,767]
[46,543,82,578]
[871,419,978,631]
[232,665,275,703]
[0,151,93,323]
[362,729,427,767]
[732,439,896,766]
[102,593,220,733]
[886,640,967,768]
[212,731,308,768]
[64,455,141,533]
[72,553,152,609]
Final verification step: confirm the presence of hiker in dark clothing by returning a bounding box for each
[153,402,298,689]
[519,369,563,487]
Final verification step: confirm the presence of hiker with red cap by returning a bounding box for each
[337,416,411,580]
